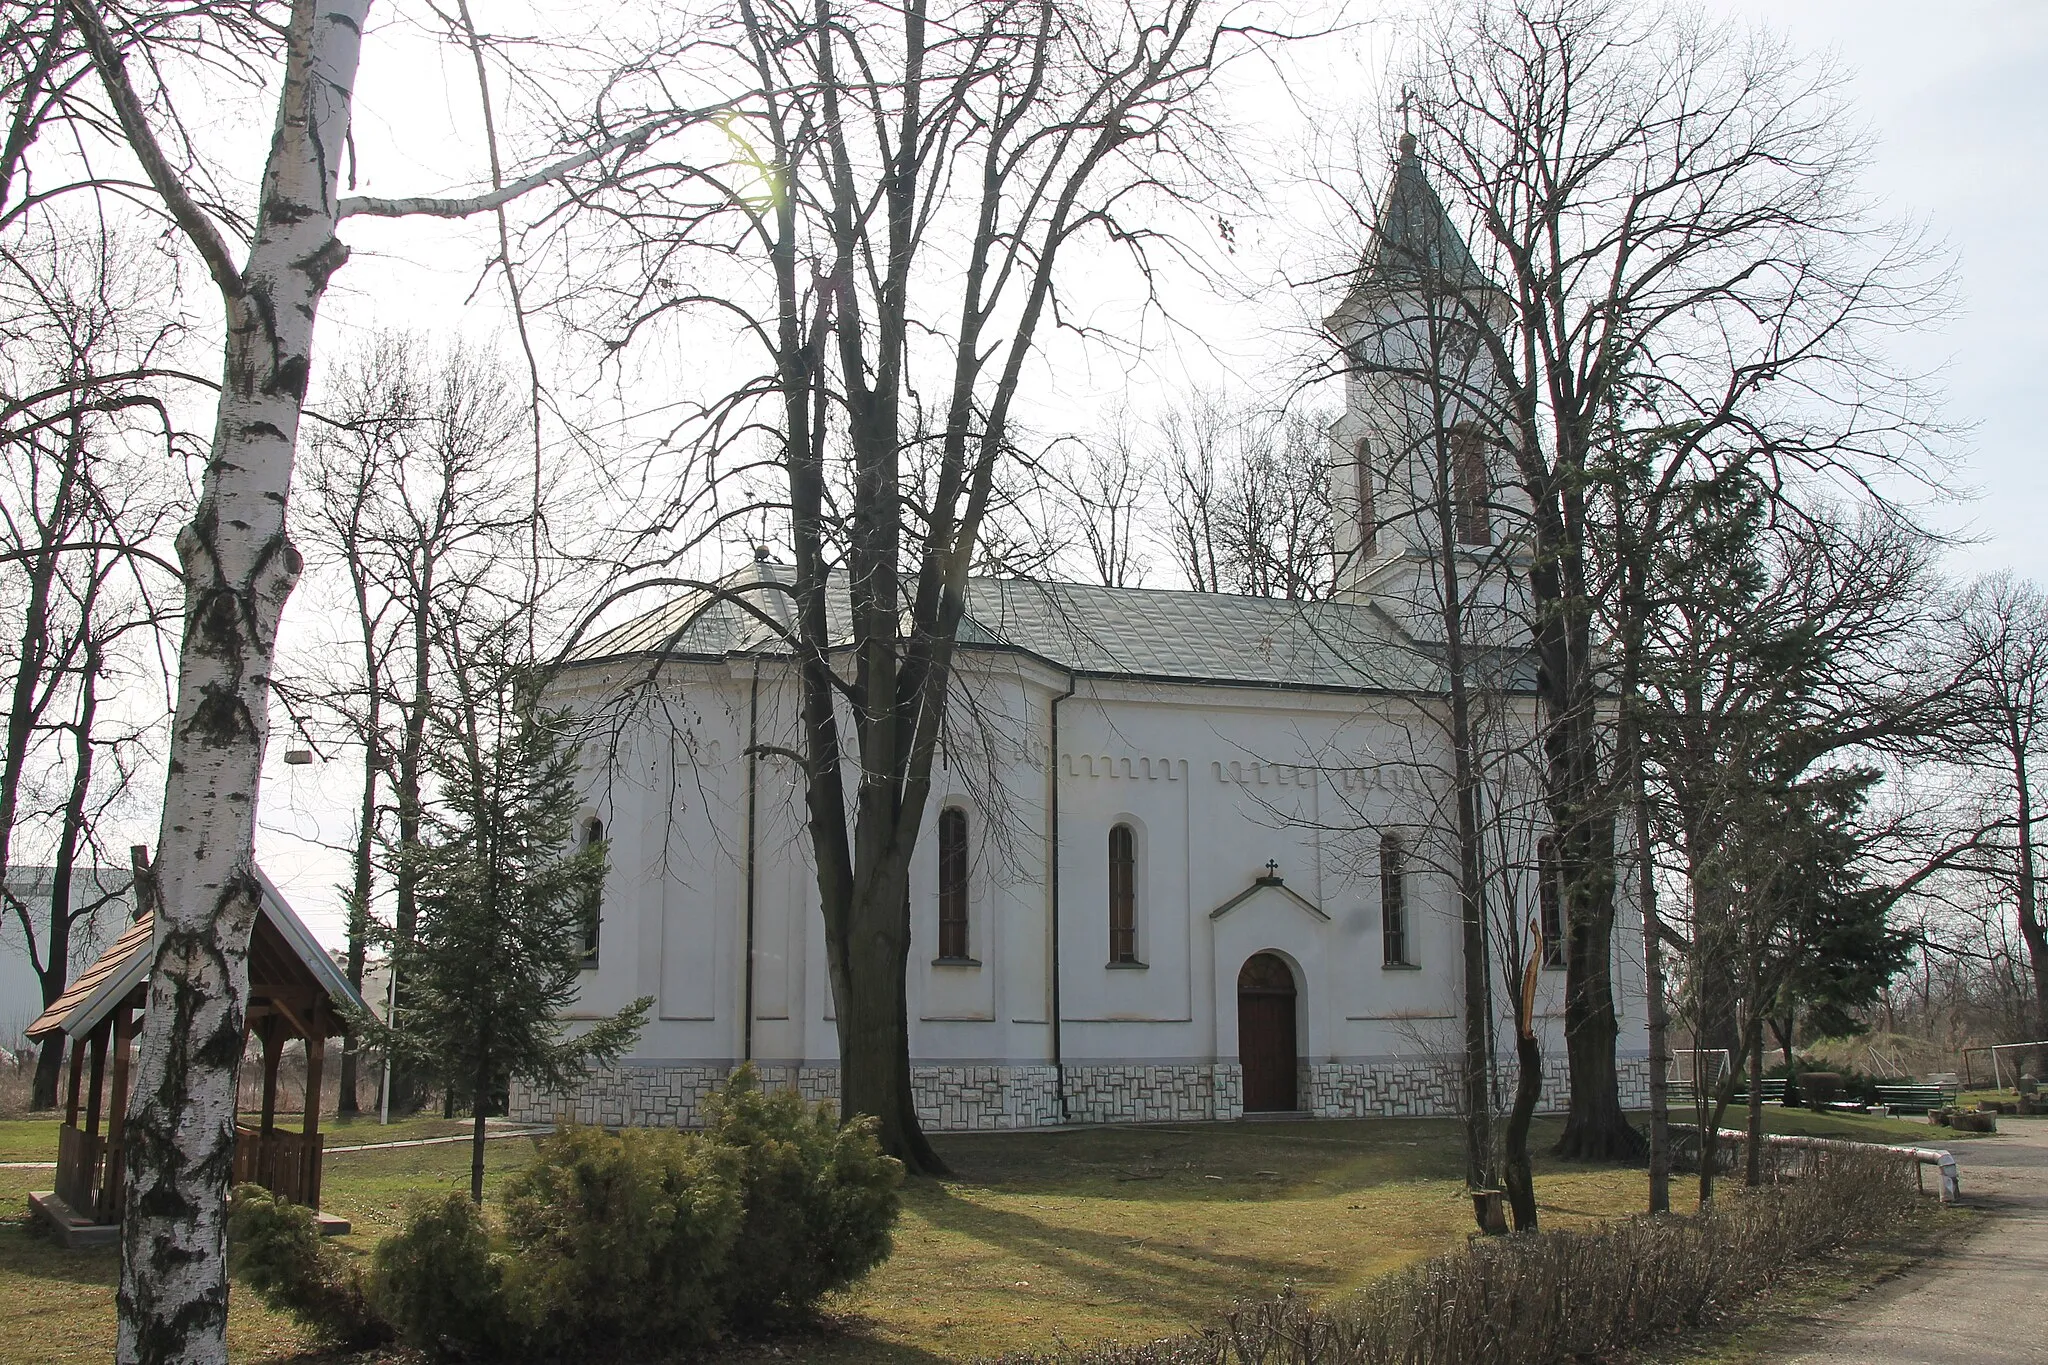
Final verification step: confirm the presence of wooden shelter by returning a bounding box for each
[26,868,365,1245]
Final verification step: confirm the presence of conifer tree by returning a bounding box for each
[384,660,650,1202]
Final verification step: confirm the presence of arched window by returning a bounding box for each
[937,807,970,961]
[1108,823,1138,964]
[1538,835,1565,967]
[1380,833,1411,966]
[582,818,604,964]
[1451,427,1491,546]
[1354,438,1377,558]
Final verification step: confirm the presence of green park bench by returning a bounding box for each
[1874,1084,1953,1115]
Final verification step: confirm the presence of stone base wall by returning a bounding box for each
[1304,1054,1651,1118]
[511,1053,1654,1131]
[1064,1063,1242,1123]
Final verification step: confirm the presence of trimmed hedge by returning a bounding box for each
[703,1066,904,1328]
[369,1191,505,1358]
[994,1151,1927,1365]
[499,1125,744,1355]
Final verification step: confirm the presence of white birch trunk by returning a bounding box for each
[113,4,370,1361]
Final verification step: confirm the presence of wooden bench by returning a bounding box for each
[1874,1084,1953,1115]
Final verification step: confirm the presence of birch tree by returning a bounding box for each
[67,3,685,1356]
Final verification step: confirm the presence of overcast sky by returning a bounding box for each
[254,0,2048,946]
[1706,0,2048,576]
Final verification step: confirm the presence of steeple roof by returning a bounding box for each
[1360,133,1491,293]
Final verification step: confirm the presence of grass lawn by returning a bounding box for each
[0,1105,1956,1364]
[0,1112,506,1164]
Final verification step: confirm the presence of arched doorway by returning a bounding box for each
[1237,952,1298,1113]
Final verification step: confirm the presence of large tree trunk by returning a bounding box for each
[79,3,369,1360]
[1555,807,1639,1158]
[1503,1030,1542,1231]
[335,718,378,1117]
[1527,471,1637,1161]
[3,424,75,1108]
[1636,762,1674,1213]
[31,634,101,1110]
[2014,745,2048,1080]
[825,873,937,1172]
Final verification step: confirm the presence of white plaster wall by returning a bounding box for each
[545,647,1651,1128]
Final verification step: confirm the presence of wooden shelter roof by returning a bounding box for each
[26,868,363,1041]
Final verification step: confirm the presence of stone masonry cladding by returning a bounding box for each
[509,1054,1652,1130]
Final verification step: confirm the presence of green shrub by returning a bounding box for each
[226,1185,387,1349]
[359,1070,904,1358]
[702,1064,904,1327]
[499,1124,745,1355]
[368,1191,506,1359]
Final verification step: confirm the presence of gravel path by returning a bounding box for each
[1773,1117,2048,1365]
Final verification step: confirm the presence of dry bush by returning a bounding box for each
[0,1060,31,1118]
[1002,1154,1924,1365]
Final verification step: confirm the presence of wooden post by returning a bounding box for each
[65,1035,86,1126]
[83,1021,108,1139]
[235,1015,252,1127]
[302,1002,325,1139]
[259,1018,282,1136]
[101,1006,136,1217]
[105,1008,135,1140]
[302,1002,326,1209]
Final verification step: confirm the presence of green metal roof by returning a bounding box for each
[571,565,1442,694]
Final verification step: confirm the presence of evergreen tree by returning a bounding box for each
[385,683,650,1202]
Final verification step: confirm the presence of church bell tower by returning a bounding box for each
[1323,133,1518,639]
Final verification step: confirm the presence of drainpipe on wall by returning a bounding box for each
[742,656,762,1064]
[1048,671,1076,1123]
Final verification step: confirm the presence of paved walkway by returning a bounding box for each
[1774,1117,2048,1365]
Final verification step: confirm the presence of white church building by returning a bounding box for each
[512,139,1651,1132]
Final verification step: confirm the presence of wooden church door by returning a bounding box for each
[1237,952,1298,1113]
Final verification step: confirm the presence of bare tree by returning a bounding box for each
[568,0,1256,1171]
[1949,575,2048,1073]
[288,333,530,1115]
[0,221,183,1110]
[1393,0,1948,1158]
[1155,393,1334,598]
[1327,149,1527,1226]
[1052,413,1150,588]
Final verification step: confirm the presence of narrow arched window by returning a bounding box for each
[1380,833,1410,966]
[582,818,604,964]
[1354,438,1377,558]
[938,807,970,961]
[1538,835,1565,967]
[1452,427,1491,546]
[1108,824,1138,964]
